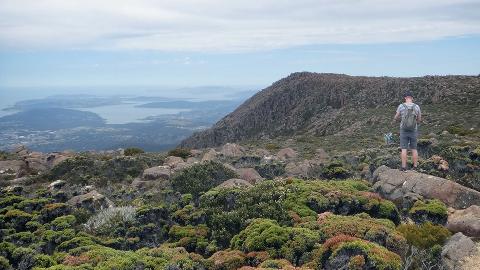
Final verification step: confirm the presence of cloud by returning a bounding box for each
[0,0,479,52]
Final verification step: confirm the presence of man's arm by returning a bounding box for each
[416,105,422,123]
[392,111,400,125]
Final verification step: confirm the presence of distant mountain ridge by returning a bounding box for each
[180,72,480,148]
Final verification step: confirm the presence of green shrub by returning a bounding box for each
[315,213,407,255]
[171,161,238,197]
[167,148,191,159]
[168,224,213,254]
[409,199,448,225]
[0,256,11,270]
[316,235,402,270]
[56,236,97,252]
[4,231,36,246]
[200,179,399,248]
[41,203,71,223]
[12,247,36,269]
[230,219,321,265]
[50,215,77,231]
[208,250,246,270]
[33,254,56,268]
[124,147,145,156]
[0,241,15,259]
[320,162,352,179]
[397,222,451,249]
[255,163,286,179]
[265,143,280,151]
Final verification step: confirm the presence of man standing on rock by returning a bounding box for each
[393,91,422,171]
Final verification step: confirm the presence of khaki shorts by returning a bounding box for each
[400,130,418,149]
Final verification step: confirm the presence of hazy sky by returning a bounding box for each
[0,0,479,87]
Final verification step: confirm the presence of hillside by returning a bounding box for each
[180,73,480,149]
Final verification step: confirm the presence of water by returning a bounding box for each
[77,102,190,124]
[0,85,254,124]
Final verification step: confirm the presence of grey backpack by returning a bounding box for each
[401,103,417,131]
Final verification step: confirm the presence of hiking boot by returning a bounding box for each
[400,167,407,172]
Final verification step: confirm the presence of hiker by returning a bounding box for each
[393,91,422,171]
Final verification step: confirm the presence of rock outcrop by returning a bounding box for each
[67,190,113,212]
[372,166,480,209]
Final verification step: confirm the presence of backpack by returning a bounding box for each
[401,103,417,131]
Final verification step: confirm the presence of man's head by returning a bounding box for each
[403,91,413,102]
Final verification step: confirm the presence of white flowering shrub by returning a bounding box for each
[84,206,136,235]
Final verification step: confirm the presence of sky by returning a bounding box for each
[0,0,479,87]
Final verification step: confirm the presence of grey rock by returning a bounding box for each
[142,166,171,180]
[442,233,476,270]
[67,190,114,212]
[372,165,480,209]
[48,180,66,190]
[277,148,298,161]
[202,149,218,162]
[237,168,263,184]
[220,143,245,157]
[285,160,314,178]
[164,156,185,168]
[447,205,480,237]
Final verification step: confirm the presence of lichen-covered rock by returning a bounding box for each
[372,165,480,209]
[218,178,253,189]
[277,148,298,160]
[447,205,480,237]
[441,232,477,270]
[67,190,113,212]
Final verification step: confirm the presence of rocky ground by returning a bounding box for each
[0,139,479,269]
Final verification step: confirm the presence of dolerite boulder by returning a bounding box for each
[285,160,314,178]
[202,149,218,162]
[277,148,298,160]
[441,233,477,270]
[48,179,66,191]
[220,143,245,158]
[217,178,253,189]
[142,166,171,180]
[237,168,263,184]
[67,190,113,212]
[164,156,185,168]
[447,205,480,237]
[372,166,480,209]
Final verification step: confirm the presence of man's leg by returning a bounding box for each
[401,149,407,169]
[410,131,418,168]
[412,149,418,167]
